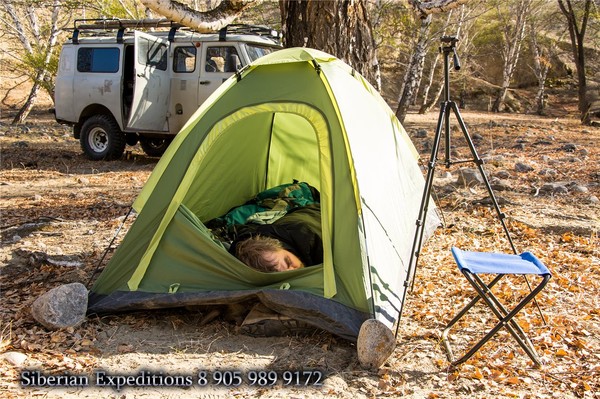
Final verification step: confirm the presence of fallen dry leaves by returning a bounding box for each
[1,108,599,399]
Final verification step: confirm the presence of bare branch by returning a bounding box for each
[409,0,469,17]
[2,0,34,54]
[139,0,256,32]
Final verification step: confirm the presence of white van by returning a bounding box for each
[54,19,282,160]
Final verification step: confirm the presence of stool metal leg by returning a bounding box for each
[470,273,544,365]
[442,272,551,367]
[441,274,503,363]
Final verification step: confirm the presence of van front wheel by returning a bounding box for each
[80,115,126,160]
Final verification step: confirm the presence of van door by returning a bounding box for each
[198,45,241,105]
[169,44,200,133]
[128,31,170,132]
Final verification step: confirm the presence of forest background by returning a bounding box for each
[1,0,599,126]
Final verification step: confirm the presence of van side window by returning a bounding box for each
[174,46,197,73]
[138,37,168,71]
[77,48,120,73]
[205,46,240,73]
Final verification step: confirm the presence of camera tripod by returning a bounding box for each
[405,36,517,293]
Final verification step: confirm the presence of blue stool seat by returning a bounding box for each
[442,247,552,367]
[452,248,550,276]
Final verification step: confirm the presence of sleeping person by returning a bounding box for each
[229,204,323,272]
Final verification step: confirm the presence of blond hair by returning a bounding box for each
[235,235,284,272]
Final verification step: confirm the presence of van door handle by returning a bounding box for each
[199,80,210,85]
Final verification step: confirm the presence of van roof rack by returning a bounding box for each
[70,18,185,44]
[68,19,280,45]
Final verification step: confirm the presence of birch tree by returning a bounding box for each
[557,0,594,124]
[527,2,560,115]
[2,0,66,124]
[395,14,432,123]
[491,0,532,112]
[394,0,475,122]
[418,10,454,114]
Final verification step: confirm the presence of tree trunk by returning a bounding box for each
[279,0,380,89]
[528,21,550,115]
[419,11,454,113]
[491,0,532,113]
[12,82,41,125]
[557,0,592,124]
[4,0,61,124]
[395,15,432,123]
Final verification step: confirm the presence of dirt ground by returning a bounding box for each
[1,103,599,398]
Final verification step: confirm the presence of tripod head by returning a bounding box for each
[440,36,461,71]
[441,35,459,45]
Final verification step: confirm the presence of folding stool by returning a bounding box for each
[441,247,552,367]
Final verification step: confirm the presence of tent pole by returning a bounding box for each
[85,207,134,289]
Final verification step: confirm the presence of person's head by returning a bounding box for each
[235,235,304,273]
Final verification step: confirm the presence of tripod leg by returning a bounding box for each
[450,102,517,254]
[397,103,449,338]
[407,103,447,286]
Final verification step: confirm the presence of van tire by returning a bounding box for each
[80,115,126,160]
[139,137,173,157]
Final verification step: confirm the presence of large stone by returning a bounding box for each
[357,319,396,370]
[31,283,88,330]
[456,168,485,187]
[540,182,569,195]
[515,162,534,173]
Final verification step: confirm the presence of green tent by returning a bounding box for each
[88,48,438,340]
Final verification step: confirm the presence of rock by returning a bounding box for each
[456,168,485,187]
[3,352,28,367]
[485,155,506,163]
[414,128,428,138]
[12,141,29,148]
[490,178,511,191]
[357,319,395,370]
[566,182,589,193]
[588,195,599,204]
[561,143,577,152]
[31,283,88,330]
[561,156,582,163]
[473,196,511,206]
[437,171,453,180]
[538,168,558,177]
[515,162,534,173]
[540,182,568,195]
[495,170,511,179]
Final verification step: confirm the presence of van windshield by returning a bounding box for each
[245,44,278,62]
